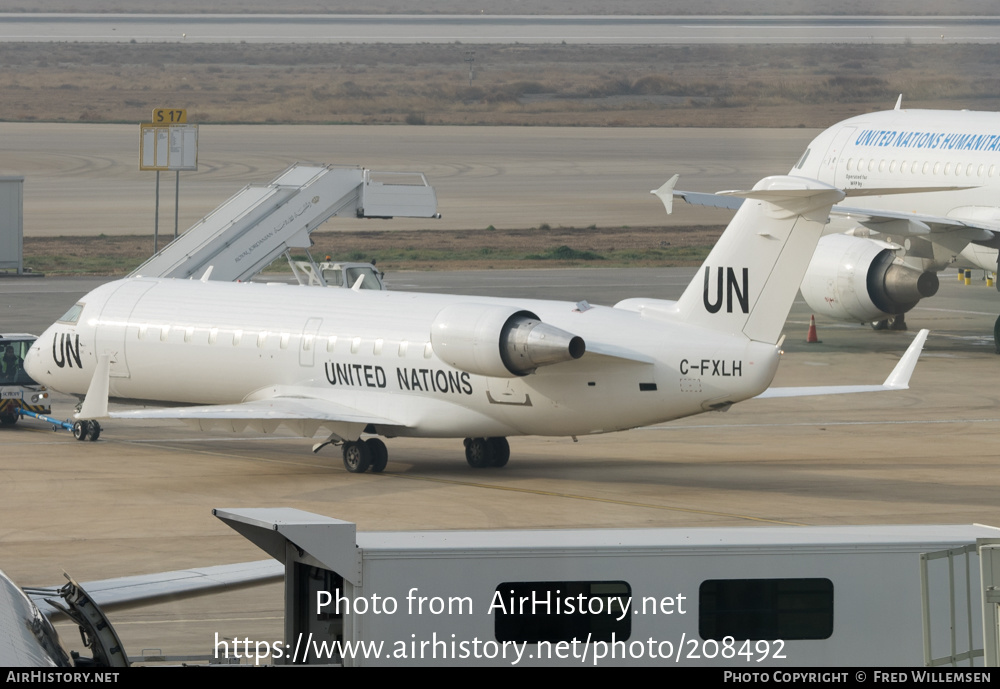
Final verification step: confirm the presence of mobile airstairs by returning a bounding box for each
[130,164,438,283]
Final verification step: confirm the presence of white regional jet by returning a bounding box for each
[24,175,927,473]
[667,103,1000,346]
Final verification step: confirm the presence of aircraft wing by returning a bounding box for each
[661,177,1000,246]
[105,395,405,440]
[756,329,927,399]
[109,396,398,425]
[28,560,283,617]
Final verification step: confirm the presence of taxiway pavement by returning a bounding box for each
[2,268,998,659]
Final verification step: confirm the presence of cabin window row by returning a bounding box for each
[845,158,997,178]
[133,324,434,359]
[492,578,833,644]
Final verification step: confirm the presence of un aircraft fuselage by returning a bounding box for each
[26,277,779,440]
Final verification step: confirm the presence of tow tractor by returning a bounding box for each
[0,334,49,426]
[288,258,387,290]
[0,333,100,441]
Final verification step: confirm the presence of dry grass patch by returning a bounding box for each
[1,43,999,128]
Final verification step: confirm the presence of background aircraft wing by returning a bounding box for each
[832,205,999,242]
[28,560,283,616]
[669,185,1000,245]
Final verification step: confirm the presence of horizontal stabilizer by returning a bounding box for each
[756,329,928,399]
[650,174,680,214]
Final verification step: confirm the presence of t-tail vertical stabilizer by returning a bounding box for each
[673,175,844,345]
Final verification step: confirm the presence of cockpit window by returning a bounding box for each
[794,148,811,170]
[58,303,84,324]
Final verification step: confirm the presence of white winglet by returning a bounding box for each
[882,328,928,389]
[755,329,929,399]
[650,174,680,215]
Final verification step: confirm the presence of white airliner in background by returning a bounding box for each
[667,103,1000,344]
[24,175,926,473]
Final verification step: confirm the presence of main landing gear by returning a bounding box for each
[464,437,510,468]
[341,437,388,474]
[336,436,512,473]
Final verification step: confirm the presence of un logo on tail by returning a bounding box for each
[702,267,749,314]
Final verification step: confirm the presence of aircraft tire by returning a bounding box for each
[871,319,888,331]
[465,438,494,468]
[488,437,510,467]
[342,441,371,473]
[72,420,89,441]
[366,438,388,473]
[86,421,101,442]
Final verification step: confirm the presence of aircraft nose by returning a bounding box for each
[23,335,47,382]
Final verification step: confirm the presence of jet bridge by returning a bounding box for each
[130,164,438,283]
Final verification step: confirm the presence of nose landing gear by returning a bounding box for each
[72,419,101,441]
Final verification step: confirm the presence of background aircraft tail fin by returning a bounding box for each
[674,175,844,344]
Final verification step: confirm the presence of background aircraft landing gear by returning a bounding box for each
[72,420,101,442]
[871,314,906,331]
[342,440,371,473]
[464,437,510,468]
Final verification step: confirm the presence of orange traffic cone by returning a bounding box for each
[806,315,821,343]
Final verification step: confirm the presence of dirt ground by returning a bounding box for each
[22,225,724,275]
[1,42,998,129]
[4,1,998,15]
[6,5,999,271]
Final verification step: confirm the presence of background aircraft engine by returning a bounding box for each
[800,234,939,322]
[430,304,585,377]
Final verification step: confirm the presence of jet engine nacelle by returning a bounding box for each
[430,304,585,378]
[800,234,939,322]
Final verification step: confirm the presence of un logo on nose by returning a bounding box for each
[52,332,82,369]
